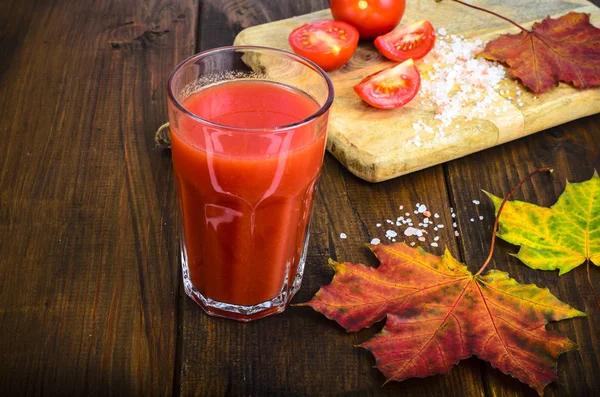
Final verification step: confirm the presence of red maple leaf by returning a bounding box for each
[303,243,586,395]
[480,12,600,94]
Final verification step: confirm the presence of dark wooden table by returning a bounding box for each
[1,0,599,396]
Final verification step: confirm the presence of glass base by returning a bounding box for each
[180,232,309,322]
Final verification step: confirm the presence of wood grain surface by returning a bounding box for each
[235,0,600,182]
[0,0,599,396]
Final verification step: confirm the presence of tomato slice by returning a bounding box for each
[288,20,359,71]
[354,59,421,109]
[374,20,436,63]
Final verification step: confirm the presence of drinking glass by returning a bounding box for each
[167,46,334,321]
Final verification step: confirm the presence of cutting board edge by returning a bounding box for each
[328,86,600,183]
[234,0,600,183]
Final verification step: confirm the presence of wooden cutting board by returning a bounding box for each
[234,0,600,182]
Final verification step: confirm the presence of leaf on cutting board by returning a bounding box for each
[303,243,586,395]
[480,12,600,94]
[487,171,600,275]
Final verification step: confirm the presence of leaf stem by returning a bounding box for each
[447,0,528,32]
[475,167,552,276]
[586,258,600,311]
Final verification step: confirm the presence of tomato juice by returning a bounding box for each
[170,80,327,314]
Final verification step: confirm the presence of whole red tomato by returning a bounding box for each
[330,0,406,39]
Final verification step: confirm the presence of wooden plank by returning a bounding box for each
[445,115,600,396]
[0,0,197,395]
[180,2,485,396]
[234,0,600,182]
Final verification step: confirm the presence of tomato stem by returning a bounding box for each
[444,0,528,32]
[475,167,552,277]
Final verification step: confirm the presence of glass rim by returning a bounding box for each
[167,45,335,133]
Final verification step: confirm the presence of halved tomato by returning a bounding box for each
[288,20,359,71]
[375,20,436,63]
[354,58,421,109]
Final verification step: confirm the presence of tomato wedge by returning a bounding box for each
[288,20,359,71]
[354,59,421,109]
[374,20,436,63]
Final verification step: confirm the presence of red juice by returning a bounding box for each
[170,80,327,308]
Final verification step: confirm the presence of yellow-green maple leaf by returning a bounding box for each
[487,172,600,275]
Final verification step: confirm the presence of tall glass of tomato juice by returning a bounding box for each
[167,46,334,321]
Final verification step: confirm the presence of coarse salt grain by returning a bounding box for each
[479,216,484,220]
[376,223,382,227]
[404,227,420,237]
[455,230,460,236]
[371,238,381,245]
[472,200,480,205]
[340,233,347,239]
[418,236,426,242]
[434,236,440,241]
[386,230,398,238]
[470,218,475,222]
[431,242,439,247]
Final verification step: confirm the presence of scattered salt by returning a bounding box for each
[340,233,347,239]
[410,242,416,246]
[479,216,484,220]
[472,200,480,205]
[371,238,381,245]
[418,237,426,242]
[408,31,507,146]
[434,236,440,241]
[455,230,460,236]
[431,242,439,247]
[376,223,382,227]
[434,213,440,218]
[470,218,475,222]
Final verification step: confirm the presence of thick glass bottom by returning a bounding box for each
[180,232,309,322]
